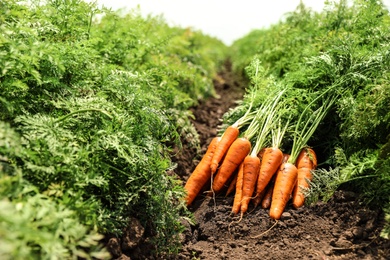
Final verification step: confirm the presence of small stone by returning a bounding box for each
[281,212,292,219]
[334,238,353,248]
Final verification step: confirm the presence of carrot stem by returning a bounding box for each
[288,93,336,164]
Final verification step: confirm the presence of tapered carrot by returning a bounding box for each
[292,147,317,208]
[240,154,261,215]
[269,162,298,220]
[256,153,287,209]
[210,102,258,175]
[210,125,240,174]
[211,137,251,193]
[231,163,244,214]
[184,137,220,206]
[253,147,283,207]
[251,149,266,208]
[253,120,288,207]
[261,175,275,209]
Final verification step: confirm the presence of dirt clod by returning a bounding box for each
[121,217,145,251]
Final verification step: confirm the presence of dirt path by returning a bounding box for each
[177,61,390,260]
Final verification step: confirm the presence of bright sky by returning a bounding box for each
[92,0,389,46]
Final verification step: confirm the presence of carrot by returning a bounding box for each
[270,93,336,219]
[210,125,240,174]
[254,147,283,206]
[292,147,317,209]
[253,119,288,207]
[210,100,258,175]
[261,175,275,209]
[255,154,286,211]
[211,137,251,193]
[269,162,298,220]
[226,172,238,197]
[231,101,273,218]
[231,163,244,214]
[251,149,266,208]
[240,154,261,215]
[247,89,287,210]
[184,137,220,206]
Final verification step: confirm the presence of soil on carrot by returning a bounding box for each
[108,60,390,260]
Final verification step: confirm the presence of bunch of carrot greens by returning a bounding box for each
[184,62,338,221]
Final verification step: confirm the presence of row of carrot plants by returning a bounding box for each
[185,60,337,220]
[0,0,227,258]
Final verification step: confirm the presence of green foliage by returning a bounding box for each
[228,0,390,237]
[0,194,109,260]
[0,0,227,257]
[0,121,109,259]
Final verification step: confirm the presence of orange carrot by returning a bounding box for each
[261,175,275,209]
[231,163,244,214]
[226,172,238,197]
[184,137,220,206]
[292,147,317,209]
[251,149,266,208]
[261,153,290,209]
[240,154,261,215]
[269,162,298,220]
[210,126,240,174]
[211,137,251,194]
[253,147,283,207]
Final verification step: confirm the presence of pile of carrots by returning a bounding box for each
[184,87,335,220]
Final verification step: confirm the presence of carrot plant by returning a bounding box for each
[0,0,229,257]
[0,121,110,259]
[238,88,286,216]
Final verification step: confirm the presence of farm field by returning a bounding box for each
[1,0,390,259]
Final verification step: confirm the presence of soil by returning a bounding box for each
[108,60,390,260]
